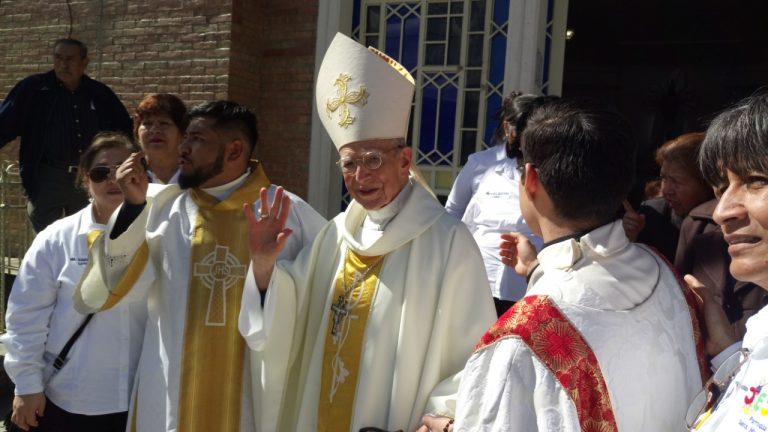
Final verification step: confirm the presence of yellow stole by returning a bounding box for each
[175,162,269,431]
[318,249,384,431]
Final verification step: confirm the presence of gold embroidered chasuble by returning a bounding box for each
[318,250,384,431]
[176,164,269,431]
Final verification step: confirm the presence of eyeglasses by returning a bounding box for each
[87,164,121,183]
[685,348,750,429]
[336,146,404,174]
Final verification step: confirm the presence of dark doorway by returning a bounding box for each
[562,0,768,201]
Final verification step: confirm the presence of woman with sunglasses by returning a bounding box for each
[685,91,768,431]
[134,93,187,184]
[2,133,146,431]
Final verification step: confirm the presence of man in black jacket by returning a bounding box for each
[0,38,132,231]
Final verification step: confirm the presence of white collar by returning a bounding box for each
[364,181,413,229]
[200,168,250,201]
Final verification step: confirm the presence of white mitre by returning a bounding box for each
[316,32,415,150]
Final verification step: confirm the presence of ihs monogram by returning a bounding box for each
[193,245,247,326]
[326,73,369,128]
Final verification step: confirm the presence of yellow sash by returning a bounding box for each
[175,162,269,432]
[318,249,384,431]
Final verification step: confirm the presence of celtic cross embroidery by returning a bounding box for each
[326,73,369,128]
[193,245,247,326]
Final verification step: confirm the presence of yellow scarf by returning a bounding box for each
[318,249,384,431]
[176,162,269,431]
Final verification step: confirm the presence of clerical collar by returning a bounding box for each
[200,168,251,201]
[540,222,607,251]
[364,181,413,229]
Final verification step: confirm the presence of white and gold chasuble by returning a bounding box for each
[319,251,384,431]
[75,162,327,432]
[239,181,497,431]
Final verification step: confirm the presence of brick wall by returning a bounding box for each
[246,1,318,197]
[0,0,319,198]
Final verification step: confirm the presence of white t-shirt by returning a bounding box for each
[461,157,542,300]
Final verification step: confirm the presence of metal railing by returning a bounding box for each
[0,161,35,332]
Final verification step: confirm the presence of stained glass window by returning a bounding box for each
[342,0,512,208]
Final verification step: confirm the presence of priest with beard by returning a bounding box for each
[73,101,326,431]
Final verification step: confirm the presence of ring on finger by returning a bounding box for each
[259,211,270,219]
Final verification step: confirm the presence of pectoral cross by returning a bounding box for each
[330,295,349,337]
[326,73,369,128]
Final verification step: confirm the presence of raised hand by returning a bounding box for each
[243,186,293,290]
[685,274,738,357]
[622,199,645,241]
[500,232,538,277]
[115,151,149,205]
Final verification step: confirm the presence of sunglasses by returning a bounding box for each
[87,164,121,183]
[685,348,750,429]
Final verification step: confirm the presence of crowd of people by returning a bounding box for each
[0,33,767,432]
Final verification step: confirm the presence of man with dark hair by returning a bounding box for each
[0,38,133,231]
[423,99,707,431]
[683,91,768,432]
[72,100,326,431]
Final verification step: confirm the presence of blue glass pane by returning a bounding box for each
[466,69,482,88]
[340,180,349,211]
[450,1,463,13]
[461,131,477,165]
[420,83,439,155]
[386,12,402,59]
[425,44,444,65]
[402,11,420,70]
[428,2,448,14]
[484,93,502,144]
[470,0,485,32]
[547,0,554,22]
[468,34,483,67]
[427,17,447,41]
[463,90,479,128]
[434,74,446,86]
[438,83,458,163]
[493,0,510,24]
[367,6,380,33]
[447,16,462,65]
[489,33,505,85]
[352,0,361,35]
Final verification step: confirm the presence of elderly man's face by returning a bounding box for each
[339,139,411,210]
[714,168,768,288]
[54,43,88,90]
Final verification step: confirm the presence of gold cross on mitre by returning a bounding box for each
[326,73,369,128]
[193,245,247,326]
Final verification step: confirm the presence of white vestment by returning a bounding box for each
[455,221,703,432]
[77,172,326,431]
[239,181,496,431]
